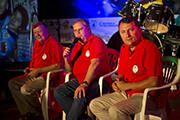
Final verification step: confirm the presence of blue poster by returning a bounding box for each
[0,0,37,62]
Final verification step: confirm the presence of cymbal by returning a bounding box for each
[139,0,162,4]
[142,0,163,9]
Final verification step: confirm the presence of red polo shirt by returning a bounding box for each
[70,34,111,83]
[117,37,163,97]
[30,35,64,78]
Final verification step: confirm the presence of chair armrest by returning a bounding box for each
[46,69,65,90]
[99,66,118,96]
[60,72,72,120]
[139,82,179,120]
[65,72,72,83]
[40,69,65,97]
[40,69,64,120]
[45,68,64,97]
[138,58,180,120]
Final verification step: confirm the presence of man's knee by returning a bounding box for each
[89,98,99,113]
[8,79,16,90]
[109,106,120,119]
[54,85,64,100]
[109,106,131,120]
[20,84,31,95]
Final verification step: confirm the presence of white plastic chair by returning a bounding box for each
[134,56,180,120]
[62,48,120,120]
[99,62,119,96]
[61,72,73,120]
[60,72,72,120]
[39,69,64,120]
[98,56,180,120]
[99,48,120,96]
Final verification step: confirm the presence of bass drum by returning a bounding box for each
[143,4,174,34]
[142,30,164,55]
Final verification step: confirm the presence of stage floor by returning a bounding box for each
[0,90,180,120]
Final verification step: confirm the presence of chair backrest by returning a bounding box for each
[162,56,178,84]
[134,57,179,120]
[107,48,120,71]
[155,56,178,108]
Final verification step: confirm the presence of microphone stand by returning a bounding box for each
[56,19,61,43]
[29,12,38,61]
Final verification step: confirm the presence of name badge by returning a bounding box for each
[132,64,138,73]
[85,50,90,57]
[42,53,47,60]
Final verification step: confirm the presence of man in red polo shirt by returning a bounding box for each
[8,22,64,120]
[89,17,163,120]
[54,19,111,120]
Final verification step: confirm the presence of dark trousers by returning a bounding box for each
[54,78,109,120]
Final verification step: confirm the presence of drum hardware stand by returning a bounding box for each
[29,13,38,61]
[132,2,143,25]
[55,19,61,43]
[119,0,137,17]
[137,3,142,24]
[171,44,179,57]
[164,38,180,57]
[153,32,164,55]
[132,3,137,17]
[29,0,38,61]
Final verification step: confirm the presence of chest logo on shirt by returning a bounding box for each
[85,50,90,57]
[132,64,138,73]
[42,53,47,60]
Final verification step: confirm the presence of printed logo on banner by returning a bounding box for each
[99,22,117,27]
[90,20,98,29]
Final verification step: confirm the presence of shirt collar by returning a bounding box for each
[79,34,93,46]
[123,36,144,52]
[37,35,51,46]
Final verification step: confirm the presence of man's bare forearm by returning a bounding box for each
[83,58,101,85]
[64,57,72,72]
[36,63,61,73]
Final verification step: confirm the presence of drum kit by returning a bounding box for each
[119,0,180,57]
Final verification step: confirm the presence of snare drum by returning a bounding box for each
[143,4,174,34]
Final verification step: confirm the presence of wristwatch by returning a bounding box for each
[80,81,89,86]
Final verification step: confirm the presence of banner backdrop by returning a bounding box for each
[44,15,180,45]
[44,17,122,44]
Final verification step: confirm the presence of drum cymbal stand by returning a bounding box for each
[133,3,144,25]
[133,3,142,24]
[170,40,180,57]
[163,38,180,57]
[119,0,137,17]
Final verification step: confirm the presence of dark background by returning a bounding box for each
[37,0,180,20]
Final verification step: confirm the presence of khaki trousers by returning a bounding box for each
[8,75,45,116]
[89,92,143,120]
